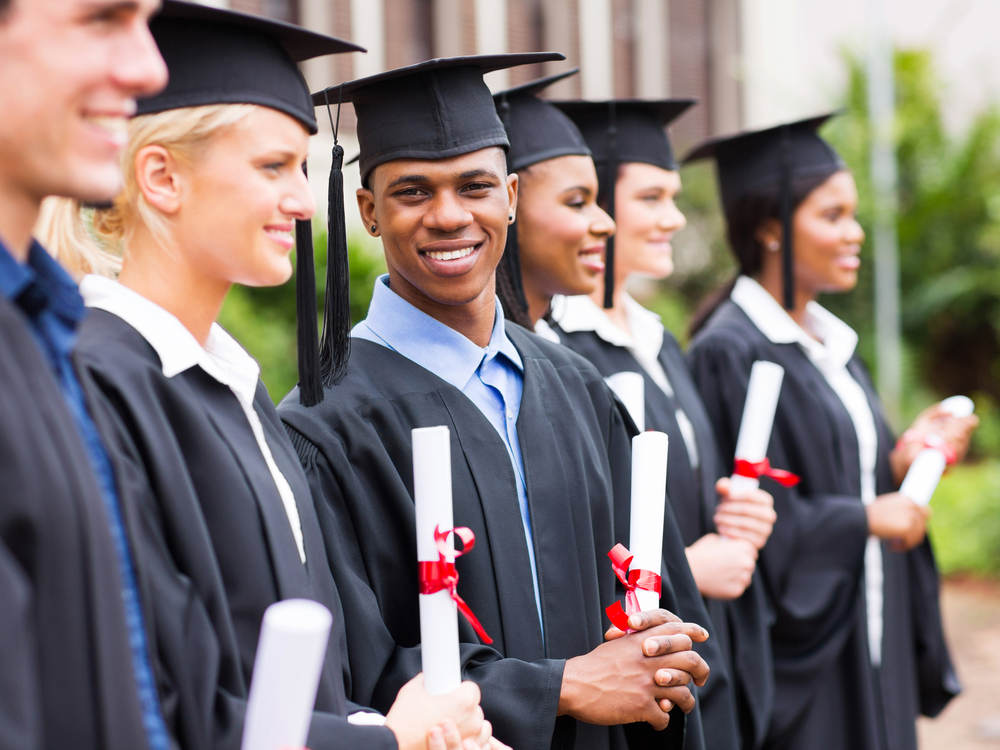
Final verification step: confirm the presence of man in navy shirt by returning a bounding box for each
[0,1,167,748]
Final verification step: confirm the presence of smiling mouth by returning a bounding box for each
[82,114,129,145]
[422,244,480,261]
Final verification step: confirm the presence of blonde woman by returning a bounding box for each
[43,4,500,750]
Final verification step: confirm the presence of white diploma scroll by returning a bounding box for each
[629,431,669,612]
[729,361,786,497]
[606,371,646,433]
[413,425,462,696]
[241,599,333,750]
[899,396,975,507]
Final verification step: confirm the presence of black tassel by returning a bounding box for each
[603,101,618,309]
[319,142,351,386]
[780,124,795,311]
[295,163,323,407]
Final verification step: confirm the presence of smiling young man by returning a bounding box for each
[279,55,712,750]
[0,1,168,749]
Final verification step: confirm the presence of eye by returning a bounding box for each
[461,182,493,195]
[394,187,425,198]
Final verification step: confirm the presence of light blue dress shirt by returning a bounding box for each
[354,275,544,636]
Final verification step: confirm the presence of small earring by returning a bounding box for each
[371,224,378,233]
[767,240,780,252]
[508,214,514,224]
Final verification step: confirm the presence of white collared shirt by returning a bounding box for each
[731,275,883,664]
[80,275,307,564]
[554,293,701,468]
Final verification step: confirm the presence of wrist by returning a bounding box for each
[558,657,584,718]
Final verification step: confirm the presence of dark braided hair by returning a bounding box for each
[688,172,835,337]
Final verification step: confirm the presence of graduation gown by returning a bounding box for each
[558,324,771,750]
[74,309,396,750]
[687,301,958,750]
[0,294,150,750]
[279,327,709,750]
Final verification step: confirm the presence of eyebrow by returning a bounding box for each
[79,0,144,14]
[386,168,501,191]
[560,185,592,197]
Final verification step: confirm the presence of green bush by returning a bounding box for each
[928,460,1000,576]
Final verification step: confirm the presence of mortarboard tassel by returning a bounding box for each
[496,94,532,324]
[294,164,323,405]
[780,124,795,311]
[603,101,618,309]
[319,88,352,387]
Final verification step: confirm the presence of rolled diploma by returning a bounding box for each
[413,426,461,696]
[899,396,975,507]
[241,599,332,750]
[607,371,646,433]
[629,431,669,612]
[729,361,786,497]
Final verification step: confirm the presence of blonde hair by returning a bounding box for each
[37,103,257,280]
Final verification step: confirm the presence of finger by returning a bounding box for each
[428,727,446,750]
[655,668,693,687]
[715,503,777,525]
[475,720,492,749]
[604,625,627,641]
[658,698,674,714]
[488,739,513,750]
[442,722,465,750]
[627,608,682,632]
[659,685,696,713]
[715,476,731,499]
[643,633,693,657]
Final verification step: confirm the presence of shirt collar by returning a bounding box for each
[554,292,665,359]
[0,238,86,323]
[731,275,858,369]
[356,274,523,390]
[80,274,261,402]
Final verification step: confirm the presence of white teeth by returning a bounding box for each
[425,246,476,261]
[84,114,128,145]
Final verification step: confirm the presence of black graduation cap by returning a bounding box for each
[139,0,363,134]
[554,98,696,307]
[489,69,589,322]
[139,1,363,408]
[308,53,564,390]
[683,113,845,310]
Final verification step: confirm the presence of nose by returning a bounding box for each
[590,204,616,240]
[659,202,687,233]
[281,168,317,220]
[113,18,169,99]
[847,216,865,245]
[423,190,473,233]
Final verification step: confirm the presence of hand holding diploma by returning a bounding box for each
[892,396,979,496]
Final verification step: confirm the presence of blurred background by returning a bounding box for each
[197,3,1000,735]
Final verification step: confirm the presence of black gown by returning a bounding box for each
[558,323,771,750]
[687,300,959,750]
[279,327,713,750]
[0,295,150,750]
[74,309,397,750]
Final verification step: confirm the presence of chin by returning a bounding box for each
[63,165,124,205]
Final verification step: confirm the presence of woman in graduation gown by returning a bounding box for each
[280,57,714,750]
[490,78,743,750]
[684,115,976,750]
[43,4,497,750]
[545,98,778,750]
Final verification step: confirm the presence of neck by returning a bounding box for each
[589,273,631,334]
[118,227,230,346]
[385,267,497,348]
[754,264,815,327]
[0,178,42,262]
[523,277,551,328]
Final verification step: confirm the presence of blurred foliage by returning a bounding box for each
[218,230,385,403]
[929,459,1000,576]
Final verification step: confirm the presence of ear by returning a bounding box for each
[134,145,183,216]
[506,172,518,218]
[356,187,377,235]
[756,217,782,248]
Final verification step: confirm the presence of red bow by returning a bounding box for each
[733,457,800,487]
[897,429,958,466]
[605,543,662,633]
[418,526,493,644]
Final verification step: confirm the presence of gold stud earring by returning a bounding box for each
[767,240,780,252]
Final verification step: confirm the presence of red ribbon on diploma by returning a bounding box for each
[605,543,662,633]
[896,429,958,466]
[418,525,493,644]
[734,457,800,487]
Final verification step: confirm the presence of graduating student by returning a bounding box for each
[544,98,776,750]
[684,115,976,750]
[43,4,495,750]
[0,1,169,749]
[278,56,713,750]
[491,81,744,750]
